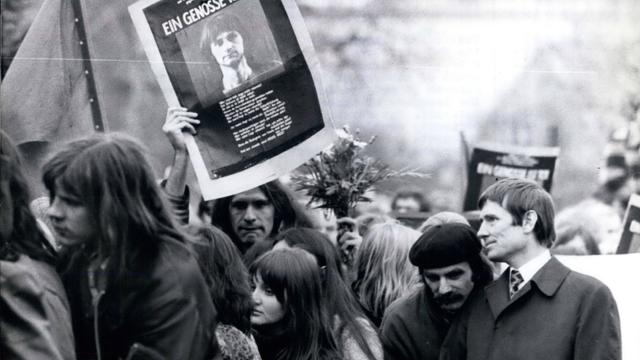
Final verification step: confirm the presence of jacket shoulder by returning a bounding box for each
[149,238,209,296]
[558,269,616,306]
[383,286,424,321]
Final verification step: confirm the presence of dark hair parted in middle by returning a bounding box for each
[200,13,247,54]
[275,227,379,360]
[249,248,341,360]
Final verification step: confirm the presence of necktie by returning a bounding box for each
[509,268,524,299]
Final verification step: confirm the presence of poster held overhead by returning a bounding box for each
[129,0,335,199]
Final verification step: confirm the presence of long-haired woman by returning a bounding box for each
[273,228,382,360]
[0,130,75,359]
[43,133,218,360]
[188,223,261,360]
[352,222,421,326]
[249,248,342,360]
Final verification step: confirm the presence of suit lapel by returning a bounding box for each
[485,271,510,319]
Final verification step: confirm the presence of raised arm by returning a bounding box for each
[162,106,200,197]
[161,107,200,224]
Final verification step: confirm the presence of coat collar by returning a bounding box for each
[485,257,570,319]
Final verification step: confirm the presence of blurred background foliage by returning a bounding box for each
[2,0,639,211]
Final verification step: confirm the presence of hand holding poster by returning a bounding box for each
[129,0,335,199]
[463,142,560,211]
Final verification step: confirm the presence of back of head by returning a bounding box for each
[596,153,629,202]
[418,211,469,233]
[355,212,394,237]
[0,130,56,264]
[276,228,355,312]
[552,214,601,256]
[43,133,181,268]
[353,222,421,323]
[553,224,601,256]
[276,227,340,276]
[478,178,556,247]
[188,223,252,333]
[410,222,493,288]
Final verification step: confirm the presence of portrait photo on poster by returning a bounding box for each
[176,0,285,107]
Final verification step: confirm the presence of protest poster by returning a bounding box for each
[129,0,335,199]
[463,143,560,211]
[616,193,640,254]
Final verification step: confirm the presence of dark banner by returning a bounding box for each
[463,143,559,211]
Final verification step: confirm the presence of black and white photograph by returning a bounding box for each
[1,0,639,359]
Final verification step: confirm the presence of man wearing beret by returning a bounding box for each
[440,178,621,360]
[379,222,494,360]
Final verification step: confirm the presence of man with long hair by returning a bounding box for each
[44,133,219,360]
[379,222,493,360]
[200,13,281,95]
[210,180,311,254]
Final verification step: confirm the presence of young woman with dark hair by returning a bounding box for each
[273,228,382,360]
[0,130,75,360]
[249,248,342,360]
[43,133,218,360]
[187,223,261,360]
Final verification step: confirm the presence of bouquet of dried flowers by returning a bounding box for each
[291,126,429,218]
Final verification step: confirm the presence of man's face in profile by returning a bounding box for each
[210,30,244,67]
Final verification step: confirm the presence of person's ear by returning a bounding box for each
[522,210,538,234]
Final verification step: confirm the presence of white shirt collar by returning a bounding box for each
[513,250,551,289]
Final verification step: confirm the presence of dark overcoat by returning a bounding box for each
[440,257,621,360]
[380,285,451,360]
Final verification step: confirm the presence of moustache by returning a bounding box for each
[433,292,465,306]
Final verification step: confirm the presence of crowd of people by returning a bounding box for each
[1,105,635,360]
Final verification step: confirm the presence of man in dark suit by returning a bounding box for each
[440,178,621,360]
